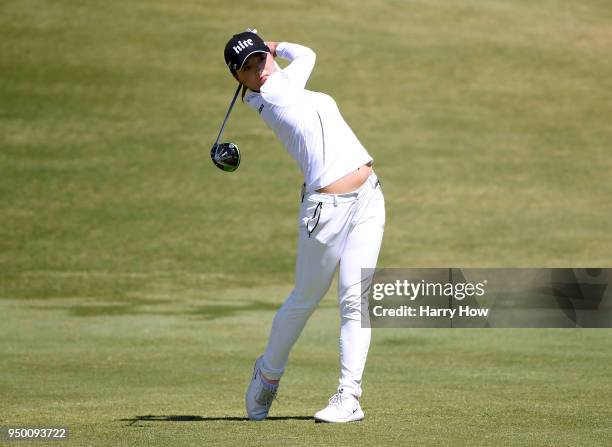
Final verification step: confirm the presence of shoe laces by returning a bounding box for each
[256,378,278,406]
[328,391,348,408]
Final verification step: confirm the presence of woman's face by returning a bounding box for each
[235,52,275,92]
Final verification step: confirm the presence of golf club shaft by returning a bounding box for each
[214,83,242,146]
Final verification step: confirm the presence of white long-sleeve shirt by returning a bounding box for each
[244,42,372,191]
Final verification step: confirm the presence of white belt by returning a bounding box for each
[302,171,380,205]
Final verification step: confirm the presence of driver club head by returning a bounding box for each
[211,142,241,172]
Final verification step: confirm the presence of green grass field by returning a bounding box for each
[1,0,611,445]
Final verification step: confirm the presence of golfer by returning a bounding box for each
[223,30,385,423]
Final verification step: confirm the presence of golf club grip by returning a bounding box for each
[214,83,242,146]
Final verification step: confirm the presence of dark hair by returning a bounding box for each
[230,69,249,102]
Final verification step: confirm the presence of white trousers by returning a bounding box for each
[260,171,385,398]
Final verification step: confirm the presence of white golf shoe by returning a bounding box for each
[313,388,364,423]
[245,356,279,421]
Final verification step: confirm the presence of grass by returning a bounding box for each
[2,293,611,446]
[1,0,611,445]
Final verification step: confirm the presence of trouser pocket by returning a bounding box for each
[300,198,356,244]
[306,202,323,238]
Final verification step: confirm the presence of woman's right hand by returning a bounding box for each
[265,41,278,57]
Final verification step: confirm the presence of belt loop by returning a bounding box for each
[333,194,337,207]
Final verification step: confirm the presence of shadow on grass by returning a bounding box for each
[30,299,279,319]
[119,415,313,425]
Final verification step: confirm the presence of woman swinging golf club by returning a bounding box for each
[223,30,385,423]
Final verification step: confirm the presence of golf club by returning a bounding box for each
[211,83,242,172]
[214,83,241,148]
